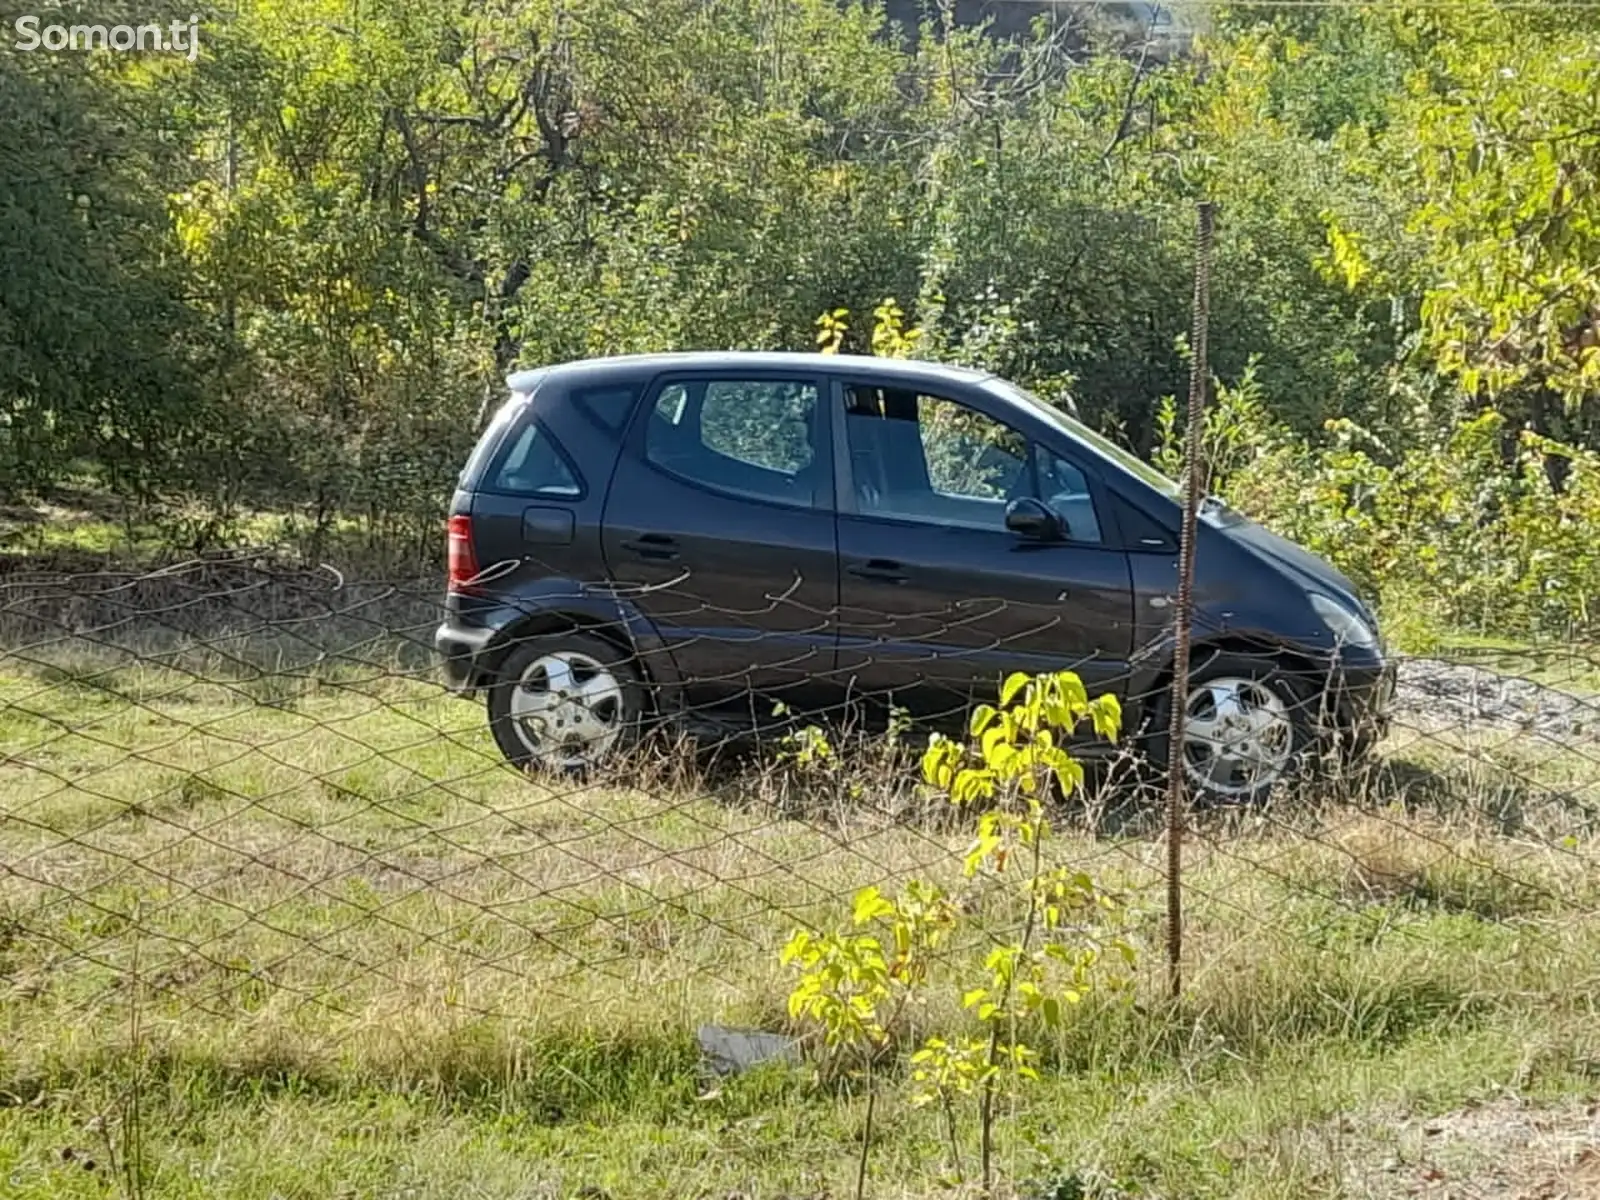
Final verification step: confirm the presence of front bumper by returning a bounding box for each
[1329,650,1396,758]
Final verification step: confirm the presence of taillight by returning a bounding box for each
[447,514,480,593]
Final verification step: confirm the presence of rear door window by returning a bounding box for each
[458,394,524,488]
[643,377,823,508]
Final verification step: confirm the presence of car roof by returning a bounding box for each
[505,351,996,395]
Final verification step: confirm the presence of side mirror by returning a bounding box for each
[1004,497,1064,542]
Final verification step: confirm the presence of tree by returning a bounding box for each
[0,24,204,499]
[1325,5,1600,433]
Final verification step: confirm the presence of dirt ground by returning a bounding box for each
[1341,1097,1600,1199]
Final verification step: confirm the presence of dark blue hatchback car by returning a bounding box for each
[436,352,1393,802]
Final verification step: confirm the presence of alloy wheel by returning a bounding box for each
[507,650,626,770]
[1181,676,1296,799]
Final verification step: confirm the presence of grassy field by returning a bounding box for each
[3,639,1600,1199]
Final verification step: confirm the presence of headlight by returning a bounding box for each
[1310,593,1377,650]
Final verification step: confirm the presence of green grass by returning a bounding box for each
[2,650,1599,1199]
[0,486,283,561]
[0,487,435,577]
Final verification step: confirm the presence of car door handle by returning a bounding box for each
[620,534,679,561]
[847,559,908,585]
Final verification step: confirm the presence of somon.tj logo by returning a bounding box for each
[14,13,200,61]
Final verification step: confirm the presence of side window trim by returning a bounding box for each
[572,383,643,434]
[828,376,855,515]
[627,370,833,511]
[477,412,587,500]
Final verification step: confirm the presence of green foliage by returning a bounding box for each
[0,15,207,498]
[770,700,916,817]
[869,299,923,360]
[922,671,1121,810]
[777,721,835,772]
[917,673,1132,1189]
[9,0,1600,617]
[780,880,957,1062]
[1370,6,1600,410]
[1158,363,1600,644]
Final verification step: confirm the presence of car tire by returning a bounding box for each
[1145,651,1319,807]
[487,632,646,774]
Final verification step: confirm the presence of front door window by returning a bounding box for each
[843,385,1104,543]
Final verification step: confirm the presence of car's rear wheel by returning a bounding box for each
[1147,653,1316,806]
[487,633,644,773]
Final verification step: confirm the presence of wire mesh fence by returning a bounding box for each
[2,551,1598,1090]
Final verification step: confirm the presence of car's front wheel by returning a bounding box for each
[487,633,644,774]
[1148,653,1316,806]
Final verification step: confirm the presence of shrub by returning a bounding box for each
[1157,364,1600,645]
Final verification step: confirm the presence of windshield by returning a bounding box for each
[985,380,1184,500]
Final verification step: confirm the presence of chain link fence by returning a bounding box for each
[3,552,1596,1094]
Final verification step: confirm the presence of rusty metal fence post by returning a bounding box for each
[1165,199,1216,1000]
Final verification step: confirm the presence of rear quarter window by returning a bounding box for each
[482,417,583,497]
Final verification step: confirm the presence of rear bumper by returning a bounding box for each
[435,620,497,694]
